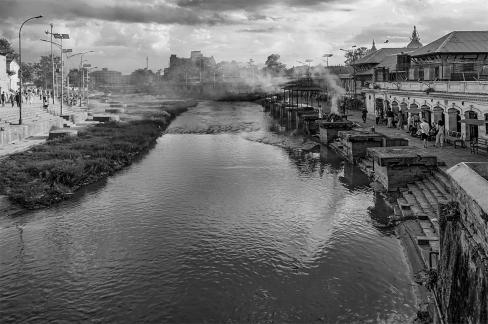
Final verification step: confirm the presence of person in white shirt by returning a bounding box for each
[419,118,430,148]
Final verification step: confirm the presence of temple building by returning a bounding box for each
[359,29,488,143]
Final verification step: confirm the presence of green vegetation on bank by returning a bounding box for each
[0,102,195,210]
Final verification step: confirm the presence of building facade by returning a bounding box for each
[361,30,488,142]
[7,59,19,91]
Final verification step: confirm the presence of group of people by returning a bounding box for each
[371,107,446,149]
[0,88,54,108]
[415,118,445,148]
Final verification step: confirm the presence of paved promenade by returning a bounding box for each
[347,111,488,169]
[0,97,86,159]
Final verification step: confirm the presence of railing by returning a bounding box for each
[365,81,488,94]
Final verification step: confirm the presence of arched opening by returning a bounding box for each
[465,110,479,140]
[421,105,432,125]
[391,101,399,114]
[399,102,408,129]
[433,106,445,125]
[485,113,488,136]
[448,108,461,132]
[375,98,385,124]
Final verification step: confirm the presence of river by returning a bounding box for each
[0,99,416,323]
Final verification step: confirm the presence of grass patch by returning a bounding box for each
[0,104,190,209]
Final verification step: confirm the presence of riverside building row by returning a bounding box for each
[345,27,488,143]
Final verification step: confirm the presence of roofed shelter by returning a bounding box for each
[410,31,488,81]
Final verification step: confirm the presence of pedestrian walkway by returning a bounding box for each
[348,111,488,169]
[0,96,89,158]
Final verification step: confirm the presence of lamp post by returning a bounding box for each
[85,66,97,104]
[45,24,55,104]
[52,33,69,115]
[340,46,358,97]
[76,51,94,106]
[322,54,333,67]
[40,38,62,110]
[19,15,43,125]
[66,51,94,106]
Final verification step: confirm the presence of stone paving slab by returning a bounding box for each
[348,111,488,169]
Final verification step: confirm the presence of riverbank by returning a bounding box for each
[0,99,197,211]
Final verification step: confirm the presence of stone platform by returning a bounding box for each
[367,146,438,191]
[318,120,354,144]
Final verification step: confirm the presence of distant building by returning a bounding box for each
[164,51,217,83]
[89,68,130,87]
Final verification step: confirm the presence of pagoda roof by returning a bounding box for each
[352,48,406,65]
[411,31,488,57]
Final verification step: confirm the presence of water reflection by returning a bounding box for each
[0,99,415,323]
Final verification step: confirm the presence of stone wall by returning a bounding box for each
[437,163,488,323]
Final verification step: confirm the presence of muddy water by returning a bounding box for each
[0,99,416,323]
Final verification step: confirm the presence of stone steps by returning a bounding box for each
[393,171,454,268]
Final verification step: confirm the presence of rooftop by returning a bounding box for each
[352,48,407,65]
[411,31,488,57]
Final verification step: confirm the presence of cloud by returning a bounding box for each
[176,0,352,11]
[237,27,278,33]
[0,0,232,25]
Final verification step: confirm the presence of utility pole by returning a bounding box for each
[146,56,148,70]
[50,24,54,104]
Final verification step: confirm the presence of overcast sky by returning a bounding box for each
[1,0,488,73]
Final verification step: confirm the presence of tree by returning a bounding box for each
[264,54,286,76]
[344,47,368,66]
[0,38,18,61]
[67,68,81,87]
[20,62,38,83]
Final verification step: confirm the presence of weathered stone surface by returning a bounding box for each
[92,114,120,122]
[105,108,125,114]
[367,147,438,191]
[436,163,488,323]
[48,129,78,140]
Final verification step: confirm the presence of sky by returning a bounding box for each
[1,0,488,74]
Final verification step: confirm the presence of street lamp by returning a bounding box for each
[74,51,95,106]
[66,50,94,106]
[19,15,43,125]
[85,66,98,104]
[45,24,55,104]
[53,33,70,115]
[40,38,63,110]
[322,54,333,67]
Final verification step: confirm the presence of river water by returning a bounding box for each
[0,100,416,323]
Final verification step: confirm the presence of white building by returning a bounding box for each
[7,59,19,91]
[357,29,488,142]
[0,54,9,94]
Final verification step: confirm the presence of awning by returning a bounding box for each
[460,119,485,126]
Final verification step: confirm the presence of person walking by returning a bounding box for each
[386,108,394,128]
[1,91,5,107]
[397,113,404,130]
[435,120,445,148]
[419,118,430,148]
[361,107,368,123]
[15,91,20,108]
[9,93,14,107]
